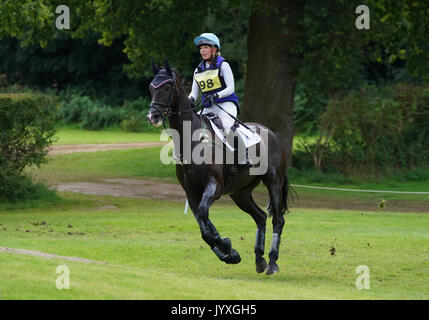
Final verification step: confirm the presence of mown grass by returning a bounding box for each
[0,193,428,299]
[3,129,427,299]
[49,129,429,191]
[53,126,163,145]
[31,146,429,208]
[32,147,175,183]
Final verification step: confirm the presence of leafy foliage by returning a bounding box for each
[57,94,153,131]
[297,84,429,174]
[0,34,145,105]
[0,93,56,201]
[1,0,429,174]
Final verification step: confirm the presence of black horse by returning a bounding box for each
[147,60,292,275]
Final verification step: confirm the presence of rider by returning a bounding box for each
[188,32,251,167]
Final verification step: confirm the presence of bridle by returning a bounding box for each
[149,73,177,120]
[149,71,201,123]
[149,68,220,163]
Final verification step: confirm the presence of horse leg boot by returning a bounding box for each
[197,177,241,264]
[266,182,285,275]
[230,189,267,273]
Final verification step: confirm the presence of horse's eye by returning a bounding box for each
[164,86,170,91]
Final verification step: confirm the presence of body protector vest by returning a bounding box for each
[195,56,240,114]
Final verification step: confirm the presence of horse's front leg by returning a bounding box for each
[193,177,241,264]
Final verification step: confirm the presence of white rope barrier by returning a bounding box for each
[290,184,429,195]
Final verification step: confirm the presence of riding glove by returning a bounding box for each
[188,96,196,106]
[204,93,219,107]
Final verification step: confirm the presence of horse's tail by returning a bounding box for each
[281,171,292,214]
[266,171,295,217]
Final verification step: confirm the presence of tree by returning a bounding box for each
[0,93,56,201]
[242,0,429,166]
[1,0,428,168]
[241,0,298,167]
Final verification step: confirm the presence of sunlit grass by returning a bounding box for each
[53,127,163,145]
[0,193,428,299]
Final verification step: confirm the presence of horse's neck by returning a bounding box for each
[168,100,202,149]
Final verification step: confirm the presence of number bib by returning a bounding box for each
[194,69,223,93]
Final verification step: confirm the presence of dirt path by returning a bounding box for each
[49,142,166,155]
[0,247,108,264]
[52,177,429,213]
[49,143,429,213]
[54,178,186,200]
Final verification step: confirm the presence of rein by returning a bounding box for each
[149,72,203,142]
[150,74,201,120]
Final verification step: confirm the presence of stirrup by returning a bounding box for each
[238,159,253,169]
[235,150,254,169]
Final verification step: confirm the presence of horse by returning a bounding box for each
[147,60,292,275]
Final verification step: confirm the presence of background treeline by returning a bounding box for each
[0,33,155,131]
[0,0,428,181]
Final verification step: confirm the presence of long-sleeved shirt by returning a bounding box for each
[188,60,235,100]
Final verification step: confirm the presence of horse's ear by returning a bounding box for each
[151,60,160,75]
[164,59,172,75]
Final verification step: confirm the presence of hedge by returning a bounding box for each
[0,93,56,201]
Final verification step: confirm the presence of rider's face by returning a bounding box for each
[200,45,216,61]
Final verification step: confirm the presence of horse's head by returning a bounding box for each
[147,60,176,127]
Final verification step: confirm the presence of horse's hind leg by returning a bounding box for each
[264,179,286,275]
[230,188,268,273]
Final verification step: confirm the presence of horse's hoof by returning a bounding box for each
[256,258,267,273]
[218,237,232,255]
[266,262,279,275]
[226,249,241,264]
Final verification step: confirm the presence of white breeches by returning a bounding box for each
[200,101,238,135]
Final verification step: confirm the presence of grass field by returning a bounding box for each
[53,127,163,145]
[1,129,429,299]
[1,193,428,299]
[31,145,429,213]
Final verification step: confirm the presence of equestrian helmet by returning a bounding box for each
[193,33,221,50]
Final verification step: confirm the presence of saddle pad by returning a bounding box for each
[207,118,261,151]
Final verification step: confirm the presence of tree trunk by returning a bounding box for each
[241,0,297,167]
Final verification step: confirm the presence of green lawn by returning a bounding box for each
[0,193,428,299]
[32,147,176,183]
[3,129,428,299]
[53,127,163,145]
[50,128,429,192]
[54,127,306,146]
[31,146,429,208]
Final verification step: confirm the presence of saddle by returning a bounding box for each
[202,112,260,151]
[203,113,240,134]
[203,112,223,131]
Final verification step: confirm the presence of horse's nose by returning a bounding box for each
[147,110,160,125]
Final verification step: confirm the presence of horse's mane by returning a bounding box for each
[171,68,198,116]
[171,69,186,97]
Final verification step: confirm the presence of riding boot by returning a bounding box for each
[230,131,253,169]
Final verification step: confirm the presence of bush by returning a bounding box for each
[120,97,157,132]
[57,94,95,124]
[81,105,124,130]
[0,173,57,203]
[57,94,154,131]
[296,84,429,175]
[0,93,56,201]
